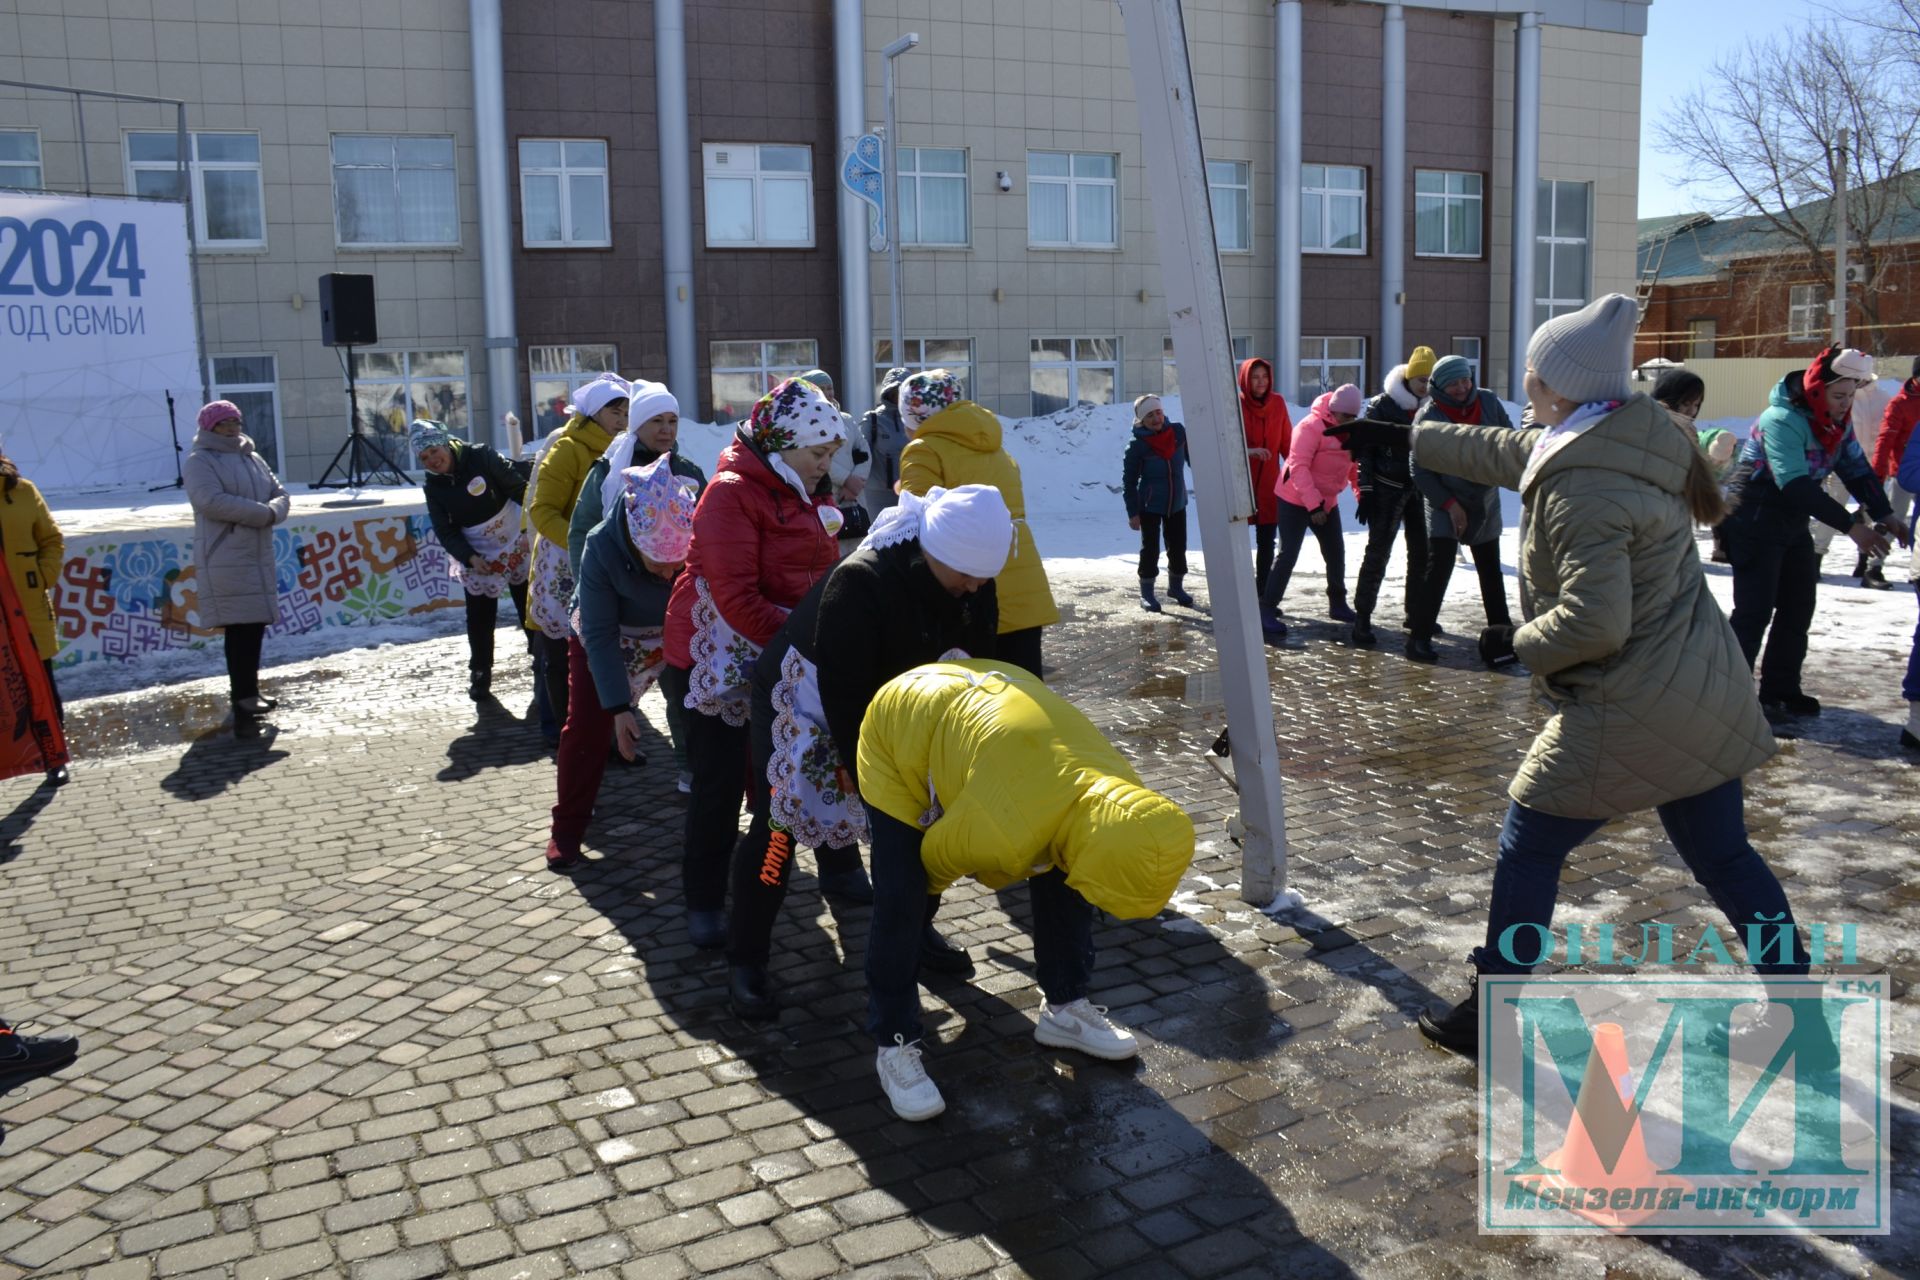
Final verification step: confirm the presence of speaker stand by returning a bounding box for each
[312,346,411,497]
[149,390,187,493]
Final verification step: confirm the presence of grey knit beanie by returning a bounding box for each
[1526,294,1637,405]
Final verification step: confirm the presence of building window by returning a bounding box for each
[703,144,813,248]
[351,350,469,460]
[1533,180,1591,327]
[710,340,820,420]
[127,131,265,247]
[331,135,458,248]
[519,139,609,248]
[898,147,968,246]
[1300,337,1365,400]
[0,131,42,190]
[1303,164,1365,255]
[1163,334,1253,395]
[1787,286,1825,341]
[1209,161,1252,252]
[1028,152,1118,249]
[1030,337,1118,415]
[1687,319,1716,359]
[874,337,973,398]
[1414,170,1482,258]
[207,354,282,474]
[528,344,619,439]
[1449,337,1482,387]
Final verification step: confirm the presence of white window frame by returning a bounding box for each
[1449,338,1483,387]
[1787,286,1825,341]
[517,139,611,249]
[127,131,266,249]
[1302,164,1366,256]
[350,349,472,462]
[897,146,970,248]
[1300,337,1366,399]
[528,344,620,433]
[1534,179,1592,325]
[330,134,460,250]
[1163,334,1252,395]
[1027,151,1119,250]
[0,129,43,191]
[1687,319,1717,359]
[1414,169,1483,259]
[701,144,815,249]
[709,339,821,420]
[206,353,284,473]
[874,337,974,399]
[1208,160,1253,254]
[1029,336,1120,415]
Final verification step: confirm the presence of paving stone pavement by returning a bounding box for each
[0,560,1915,1279]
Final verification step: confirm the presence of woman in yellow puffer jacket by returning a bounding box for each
[897,371,1059,676]
[855,659,1194,1121]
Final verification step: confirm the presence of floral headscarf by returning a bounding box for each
[409,419,454,458]
[745,377,846,454]
[622,455,699,564]
[899,369,962,433]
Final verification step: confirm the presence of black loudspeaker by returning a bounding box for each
[318,273,378,347]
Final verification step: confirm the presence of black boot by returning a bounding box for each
[469,668,491,701]
[1166,576,1194,608]
[1405,635,1439,664]
[728,965,778,1021]
[818,866,874,904]
[1418,985,1480,1056]
[1478,625,1519,669]
[919,924,975,977]
[0,1018,79,1091]
[1350,617,1377,648]
[1139,578,1162,612]
[1862,563,1891,589]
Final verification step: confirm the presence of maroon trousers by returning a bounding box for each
[549,636,615,855]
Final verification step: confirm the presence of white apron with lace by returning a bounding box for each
[767,646,867,848]
[684,574,777,726]
[526,535,575,639]
[571,606,667,703]
[449,500,530,598]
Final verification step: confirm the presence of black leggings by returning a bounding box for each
[535,631,571,733]
[1409,537,1511,639]
[463,581,531,673]
[663,664,749,913]
[997,626,1045,679]
[224,622,267,700]
[1253,522,1277,595]
[1352,487,1428,623]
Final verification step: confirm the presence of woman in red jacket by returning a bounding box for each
[1238,358,1292,593]
[661,378,853,949]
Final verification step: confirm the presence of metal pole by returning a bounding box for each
[179,103,211,404]
[1117,0,1292,906]
[882,34,918,377]
[1832,127,1848,347]
[1273,0,1303,401]
[655,0,698,415]
[470,0,519,450]
[1380,4,1406,379]
[1507,12,1541,400]
[833,0,874,420]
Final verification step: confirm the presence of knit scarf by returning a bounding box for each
[1144,426,1178,460]
[1431,390,1484,425]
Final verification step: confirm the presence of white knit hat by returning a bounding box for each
[1526,294,1637,405]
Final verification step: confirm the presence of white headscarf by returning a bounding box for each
[861,484,1014,578]
[600,380,681,512]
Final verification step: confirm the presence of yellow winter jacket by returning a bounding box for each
[899,403,1059,635]
[0,477,63,659]
[857,660,1194,918]
[527,413,612,555]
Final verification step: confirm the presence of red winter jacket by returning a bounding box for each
[1872,379,1920,480]
[1238,358,1292,525]
[664,436,840,668]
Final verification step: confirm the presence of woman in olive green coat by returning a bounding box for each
[1334,295,1811,1056]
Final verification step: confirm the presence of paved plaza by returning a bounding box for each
[0,562,1915,1279]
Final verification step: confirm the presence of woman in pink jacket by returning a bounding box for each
[1258,384,1360,641]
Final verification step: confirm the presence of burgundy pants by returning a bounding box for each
[549,636,615,855]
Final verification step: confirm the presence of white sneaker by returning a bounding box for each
[676,770,692,794]
[1034,998,1139,1061]
[875,1036,945,1121]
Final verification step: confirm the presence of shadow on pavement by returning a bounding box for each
[0,781,58,865]
[568,854,1361,1278]
[437,694,598,783]
[158,721,289,801]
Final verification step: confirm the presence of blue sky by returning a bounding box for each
[1637,0,1831,218]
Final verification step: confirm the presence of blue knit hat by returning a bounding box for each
[1429,355,1474,392]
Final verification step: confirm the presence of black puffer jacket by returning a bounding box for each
[755,538,997,784]
[422,441,527,564]
[1359,365,1420,491]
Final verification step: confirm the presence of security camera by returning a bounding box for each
[996,170,1013,193]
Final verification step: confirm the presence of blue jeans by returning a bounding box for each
[1471,777,1810,977]
[866,807,1094,1045]
[1905,590,1920,704]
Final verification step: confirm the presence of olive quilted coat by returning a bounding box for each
[1411,394,1774,819]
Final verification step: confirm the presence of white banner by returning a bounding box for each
[0,193,200,490]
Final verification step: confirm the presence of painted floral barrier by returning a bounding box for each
[51,504,462,667]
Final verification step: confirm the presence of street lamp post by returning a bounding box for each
[881,33,919,372]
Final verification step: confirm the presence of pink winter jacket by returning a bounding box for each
[1275,391,1358,513]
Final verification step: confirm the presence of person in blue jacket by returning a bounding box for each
[1900,426,1920,751]
[1122,394,1192,612]
[1721,347,1908,725]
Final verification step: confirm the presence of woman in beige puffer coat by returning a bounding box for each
[184,400,290,719]
[1333,296,1813,1057]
